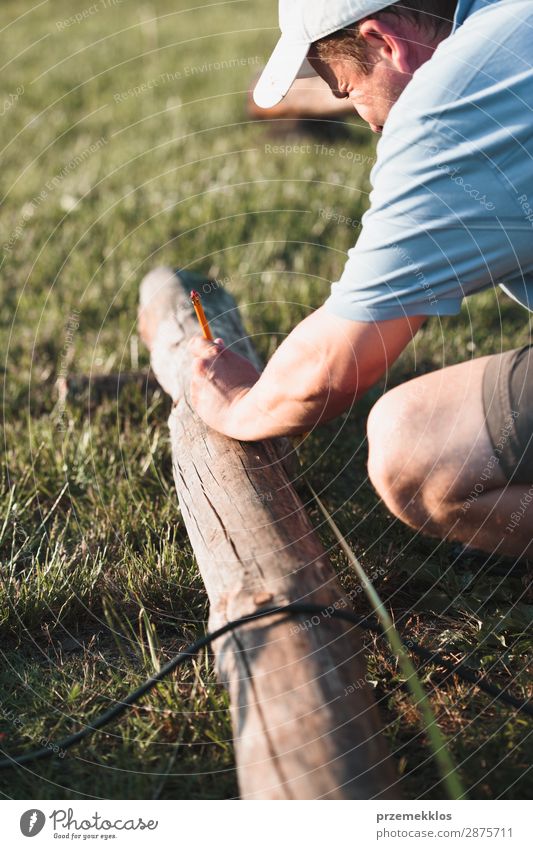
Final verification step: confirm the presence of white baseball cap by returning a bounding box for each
[253,0,394,109]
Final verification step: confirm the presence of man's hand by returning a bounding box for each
[189,336,261,434]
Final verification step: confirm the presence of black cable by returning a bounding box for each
[0,602,531,771]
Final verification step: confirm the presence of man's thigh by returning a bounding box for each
[367,355,509,509]
[370,345,533,498]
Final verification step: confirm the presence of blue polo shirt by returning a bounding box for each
[325,0,533,322]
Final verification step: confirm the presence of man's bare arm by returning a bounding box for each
[189,306,425,440]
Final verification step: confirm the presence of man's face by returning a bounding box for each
[309,56,410,133]
[308,18,446,133]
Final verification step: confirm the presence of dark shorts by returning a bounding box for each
[483,345,533,484]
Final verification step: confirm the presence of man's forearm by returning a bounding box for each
[190,306,425,441]
[222,366,360,440]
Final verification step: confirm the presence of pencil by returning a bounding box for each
[190,290,214,341]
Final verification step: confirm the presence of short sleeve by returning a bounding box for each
[324,6,533,323]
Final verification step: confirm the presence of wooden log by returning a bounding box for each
[138,266,397,800]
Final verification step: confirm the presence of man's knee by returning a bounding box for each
[367,388,418,516]
[366,385,447,528]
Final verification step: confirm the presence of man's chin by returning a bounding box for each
[369,123,384,134]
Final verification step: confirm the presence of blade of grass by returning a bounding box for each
[307,480,465,800]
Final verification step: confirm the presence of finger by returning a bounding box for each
[188,335,220,356]
[192,353,220,379]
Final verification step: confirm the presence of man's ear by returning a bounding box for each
[358,18,412,73]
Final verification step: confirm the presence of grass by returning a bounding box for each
[1,0,532,800]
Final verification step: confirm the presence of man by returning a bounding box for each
[189,0,533,559]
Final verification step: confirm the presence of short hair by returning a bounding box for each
[311,1,458,74]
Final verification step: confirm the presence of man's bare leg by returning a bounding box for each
[367,357,533,558]
[248,76,354,120]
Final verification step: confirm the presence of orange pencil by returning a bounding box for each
[190,290,213,341]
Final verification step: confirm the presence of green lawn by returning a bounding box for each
[0,0,531,800]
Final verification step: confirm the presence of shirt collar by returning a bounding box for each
[452,0,501,32]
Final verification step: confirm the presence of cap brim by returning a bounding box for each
[252,38,312,109]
